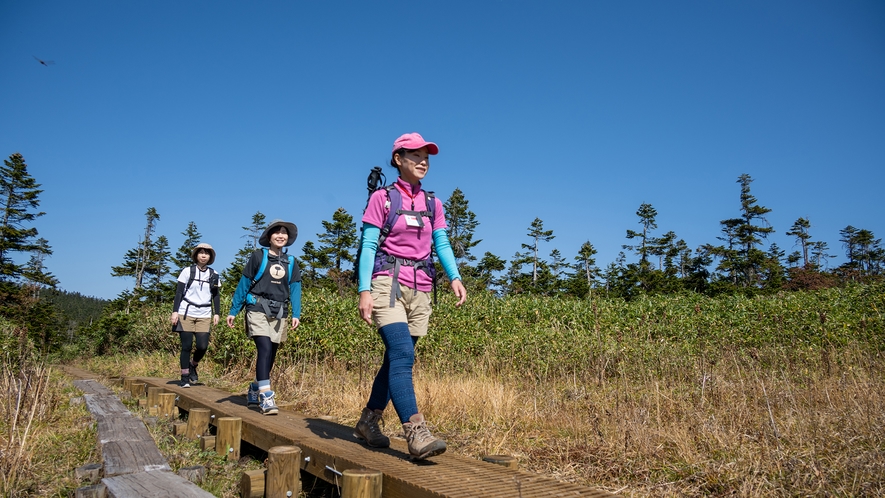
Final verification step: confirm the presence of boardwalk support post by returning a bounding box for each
[216,417,242,461]
[130,382,145,398]
[157,392,177,418]
[186,408,212,439]
[200,435,216,451]
[342,468,382,498]
[239,469,265,498]
[147,386,163,408]
[266,445,301,498]
[483,454,519,469]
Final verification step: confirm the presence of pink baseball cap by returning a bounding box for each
[392,132,439,155]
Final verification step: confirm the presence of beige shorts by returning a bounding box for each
[179,316,211,333]
[246,311,288,343]
[370,275,432,337]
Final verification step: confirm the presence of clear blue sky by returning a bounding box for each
[2,1,883,300]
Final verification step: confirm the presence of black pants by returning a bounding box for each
[179,332,210,369]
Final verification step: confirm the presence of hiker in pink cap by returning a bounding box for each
[352,132,467,460]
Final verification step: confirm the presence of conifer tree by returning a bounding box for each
[623,203,657,269]
[317,208,357,272]
[172,221,203,272]
[23,237,57,297]
[521,218,554,287]
[221,212,266,293]
[711,174,775,289]
[810,241,835,269]
[111,207,160,290]
[786,217,812,268]
[474,251,505,293]
[0,153,48,283]
[443,188,482,266]
[300,240,331,286]
[574,240,599,291]
[316,207,357,294]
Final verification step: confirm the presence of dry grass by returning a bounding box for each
[79,346,885,497]
[0,359,101,497]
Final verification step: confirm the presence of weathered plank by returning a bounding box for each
[83,394,132,417]
[102,470,214,497]
[96,415,154,443]
[102,440,171,477]
[74,379,115,396]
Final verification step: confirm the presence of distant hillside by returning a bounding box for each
[41,288,108,326]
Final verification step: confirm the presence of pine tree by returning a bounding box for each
[22,237,57,297]
[0,153,48,283]
[710,174,775,289]
[110,207,160,290]
[545,248,568,295]
[810,241,835,269]
[474,251,505,293]
[142,235,173,302]
[786,217,812,268]
[316,208,357,294]
[624,203,657,269]
[443,188,482,266]
[317,208,357,272]
[505,250,532,295]
[221,212,266,294]
[574,241,599,292]
[300,240,331,286]
[172,221,203,272]
[521,218,554,287]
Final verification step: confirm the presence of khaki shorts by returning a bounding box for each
[179,316,211,333]
[370,275,432,337]
[246,311,288,344]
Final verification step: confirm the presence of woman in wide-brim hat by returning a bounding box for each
[352,132,467,460]
[226,219,302,416]
[259,220,298,248]
[171,243,220,387]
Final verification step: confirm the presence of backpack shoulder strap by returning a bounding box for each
[425,190,435,230]
[381,185,401,238]
[252,248,270,285]
[184,264,198,291]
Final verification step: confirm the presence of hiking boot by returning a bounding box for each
[402,413,446,460]
[180,375,191,388]
[353,407,390,448]
[259,390,279,415]
[247,382,259,406]
[188,363,198,384]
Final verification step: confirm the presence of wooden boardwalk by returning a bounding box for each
[65,366,614,497]
[70,371,214,497]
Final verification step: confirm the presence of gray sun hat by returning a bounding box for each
[191,243,216,265]
[259,219,298,247]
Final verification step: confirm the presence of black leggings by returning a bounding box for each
[179,332,210,369]
[253,336,279,382]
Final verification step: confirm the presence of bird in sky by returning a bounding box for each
[33,55,55,66]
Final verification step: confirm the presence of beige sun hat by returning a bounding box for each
[259,219,298,247]
[191,243,216,265]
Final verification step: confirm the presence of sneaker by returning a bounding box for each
[259,390,279,415]
[403,413,446,460]
[353,407,390,448]
[247,382,259,406]
[180,375,191,388]
[188,363,198,384]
